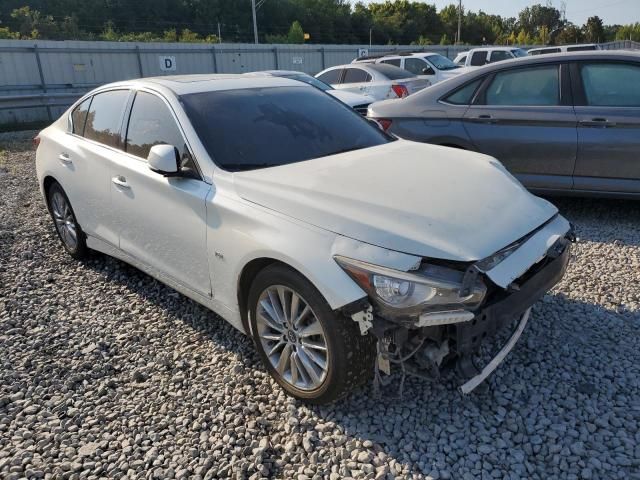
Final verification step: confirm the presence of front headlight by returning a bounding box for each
[334,255,486,315]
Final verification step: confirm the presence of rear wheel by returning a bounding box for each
[248,264,375,404]
[47,182,88,260]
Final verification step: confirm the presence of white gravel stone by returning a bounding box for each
[1,132,639,479]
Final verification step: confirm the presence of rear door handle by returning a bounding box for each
[111,175,130,189]
[579,118,616,128]
[58,153,72,164]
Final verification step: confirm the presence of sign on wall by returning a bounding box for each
[292,57,303,65]
[159,56,177,71]
[357,48,369,58]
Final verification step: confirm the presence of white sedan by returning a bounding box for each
[36,75,572,403]
[315,63,431,101]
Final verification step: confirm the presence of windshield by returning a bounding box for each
[425,54,460,70]
[283,73,333,91]
[180,86,392,172]
[511,48,528,58]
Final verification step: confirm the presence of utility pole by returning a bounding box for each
[369,27,372,47]
[456,0,462,45]
[218,22,222,43]
[251,0,258,44]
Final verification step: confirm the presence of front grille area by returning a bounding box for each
[353,104,370,116]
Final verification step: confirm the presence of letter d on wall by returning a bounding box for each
[159,56,177,72]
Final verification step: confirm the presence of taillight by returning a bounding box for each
[33,135,41,149]
[377,119,393,132]
[391,84,409,98]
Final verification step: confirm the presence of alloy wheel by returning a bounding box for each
[51,191,78,250]
[255,285,329,391]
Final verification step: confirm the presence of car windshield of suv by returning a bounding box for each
[511,48,528,58]
[180,86,392,172]
[368,63,416,79]
[283,73,333,91]
[425,54,460,70]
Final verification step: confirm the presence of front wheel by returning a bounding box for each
[248,264,375,404]
[47,182,89,260]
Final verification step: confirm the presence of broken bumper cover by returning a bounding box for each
[457,239,571,393]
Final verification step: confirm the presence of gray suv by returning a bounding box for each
[368,51,640,198]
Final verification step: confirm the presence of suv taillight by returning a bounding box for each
[33,134,41,149]
[391,84,409,98]
[376,119,393,132]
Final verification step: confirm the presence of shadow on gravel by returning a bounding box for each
[544,196,640,245]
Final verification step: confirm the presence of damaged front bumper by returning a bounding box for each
[348,220,573,395]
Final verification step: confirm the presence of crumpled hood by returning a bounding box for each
[233,141,558,261]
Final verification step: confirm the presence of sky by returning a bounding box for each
[349,0,640,26]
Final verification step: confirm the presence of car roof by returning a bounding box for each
[90,74,305,96]
[468,46,525,53]
[245,70,310,77]
[386,50,640,105]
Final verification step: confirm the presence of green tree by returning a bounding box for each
[556,23,583,44]
[287,20,305,43]
[583,16,604,43]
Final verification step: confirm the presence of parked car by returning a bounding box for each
[528,44,600,55]
[245,70,372,115]
[36,74,572,404]
[315,63,430,101]
[453,51,469,65]
[367,51,640,198]
[352,51,470,84]
[458,47,528,67]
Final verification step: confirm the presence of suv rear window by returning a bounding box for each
[470,51,488,66]
[180,86,392,171]
[368,63,415,79]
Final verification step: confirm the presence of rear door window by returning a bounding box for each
[342,68,371,84]
[470,51,488,66]
[485,65,560,106]
[71,97,92,135]
[83,90,130,149]
[580,62,640,106]
[316,69,342,85]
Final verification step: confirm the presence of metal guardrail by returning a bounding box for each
[0,92,83,111]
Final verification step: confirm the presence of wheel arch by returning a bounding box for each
[237,257,318,335]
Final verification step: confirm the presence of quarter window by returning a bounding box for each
[316,69,342,85]
[71,97,92,135]
[125,91,198,177]
[342,68,371,84]
[485,65,560,106]
[580,63,640,107]
[83,90,129,149]
[444,79,483,105]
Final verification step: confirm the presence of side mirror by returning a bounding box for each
[422,67,435,75]
[148,144,179,175]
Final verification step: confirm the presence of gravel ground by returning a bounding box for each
[1,130,639,480]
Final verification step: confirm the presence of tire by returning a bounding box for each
[47,182,89,260]
[248,264,375,404]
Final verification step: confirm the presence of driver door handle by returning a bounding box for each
[112,175,130,189]
[470,114,499,124]
[579,118,616,128]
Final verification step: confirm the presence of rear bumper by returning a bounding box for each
[456,237,571,355]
